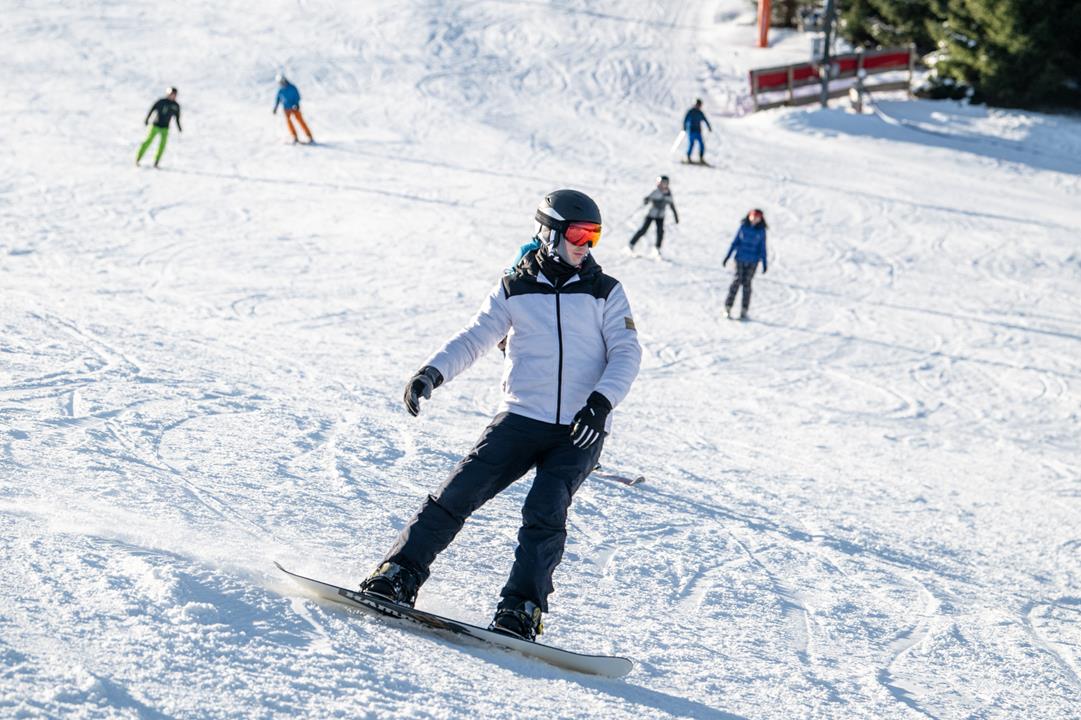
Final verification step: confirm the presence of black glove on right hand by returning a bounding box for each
[404,366,443,417]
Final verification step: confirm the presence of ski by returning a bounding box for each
[275,562,633,678]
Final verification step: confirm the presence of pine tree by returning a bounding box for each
[839,0,877,48]
[931,0,1081,108]
[753,0,819,29]
[839,0,938,54]
[837,0,1081,108]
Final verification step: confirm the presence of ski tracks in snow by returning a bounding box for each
[1022,597,1081,694]
[4,0,1081,717]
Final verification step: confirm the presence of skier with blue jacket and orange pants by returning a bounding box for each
[274,74,314,144]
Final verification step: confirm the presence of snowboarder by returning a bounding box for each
[361,189,642,641]
[628,175,679,255]
[273,74,314,144]
[135,87,182,168]
[682,98,712,164]
[723,209,768,320]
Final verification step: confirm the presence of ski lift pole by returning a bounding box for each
[819,0,837,108]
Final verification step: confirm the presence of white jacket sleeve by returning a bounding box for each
[593,282,642,407]
[422,282,512,384]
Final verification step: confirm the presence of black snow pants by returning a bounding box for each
[629,216,665,249]
[384,412,603,612]
[725,261,757,312]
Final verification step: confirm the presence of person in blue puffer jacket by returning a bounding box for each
[723,208,768,320]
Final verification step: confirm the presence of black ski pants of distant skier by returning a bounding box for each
[384,412,602,612]
[725,261,757,312]
[630,216,665,249]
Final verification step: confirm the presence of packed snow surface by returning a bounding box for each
[2,1,1080,718]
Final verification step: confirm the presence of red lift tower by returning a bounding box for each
[757,0,772,48]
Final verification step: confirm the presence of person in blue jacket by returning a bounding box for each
[723,209,768,320]
[273,74,314,144]
[683,98,712,164]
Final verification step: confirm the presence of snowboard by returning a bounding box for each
[275,562,633,678]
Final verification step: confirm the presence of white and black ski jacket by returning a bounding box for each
[424,250,641,430]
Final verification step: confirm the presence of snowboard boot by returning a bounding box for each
[489,598,544,641]
[359,562,421,607]
[724,305,733,319]
[739,309,749,321]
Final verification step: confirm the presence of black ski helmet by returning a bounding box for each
[535,189,602,237]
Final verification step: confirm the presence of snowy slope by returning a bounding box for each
[2,1,1081,718]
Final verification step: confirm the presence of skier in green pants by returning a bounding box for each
[136,87,182,168]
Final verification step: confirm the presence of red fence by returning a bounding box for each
[749,46,915,111]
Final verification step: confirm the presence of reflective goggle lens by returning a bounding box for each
[564,222,602,247]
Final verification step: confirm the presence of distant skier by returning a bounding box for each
[273,74,314,144]
[360,189,642,641]
[135,87,182,168]
[683,98,712,165]
[628,175,679,255]
[723,209,768,320]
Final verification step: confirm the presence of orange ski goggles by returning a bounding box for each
[563,222,602,247]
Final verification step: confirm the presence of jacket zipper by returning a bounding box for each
[554,289,564,424]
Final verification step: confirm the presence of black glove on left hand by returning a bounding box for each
[569,391,612,449]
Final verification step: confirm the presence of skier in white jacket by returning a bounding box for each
[361,189,642,640]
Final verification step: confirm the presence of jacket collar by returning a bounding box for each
[517,243,601,288]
